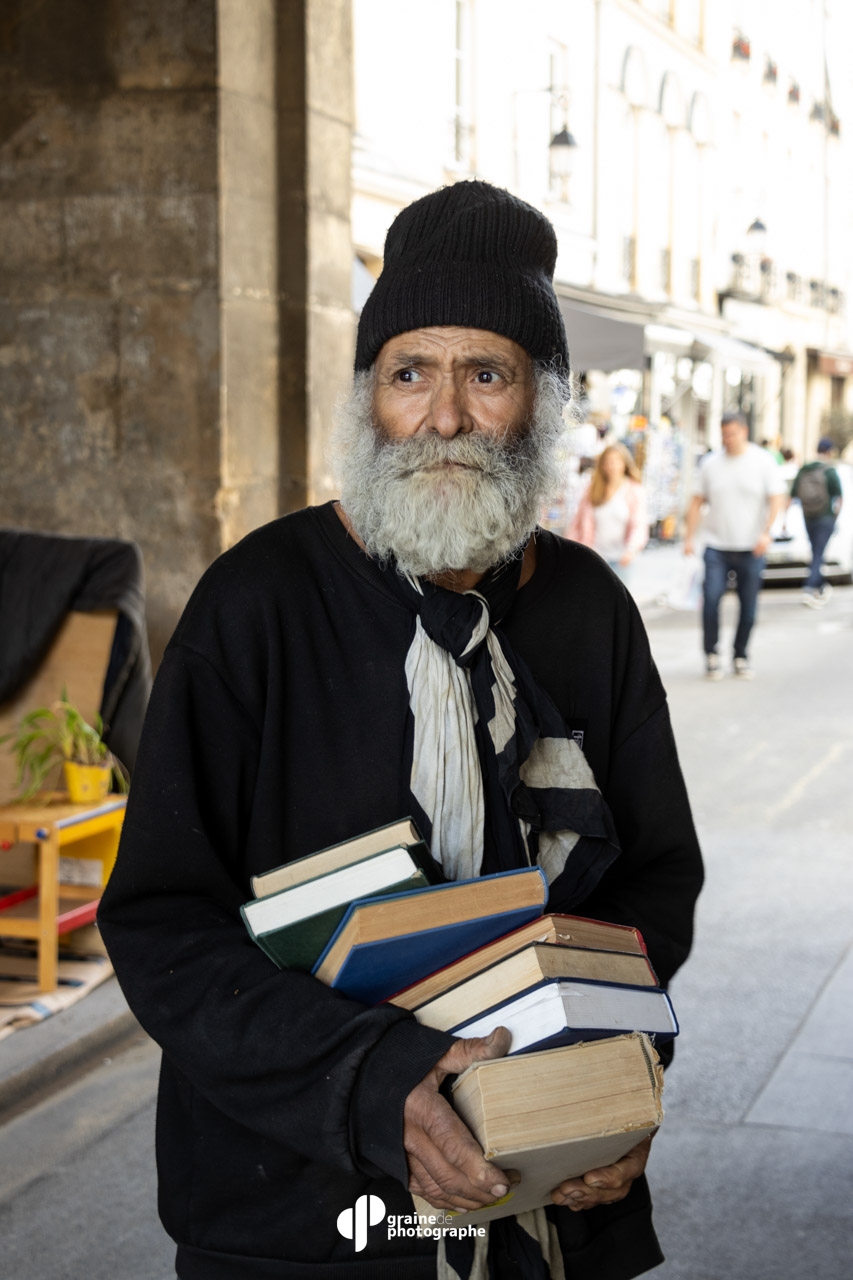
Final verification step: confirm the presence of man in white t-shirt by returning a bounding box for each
[684,413,786,678]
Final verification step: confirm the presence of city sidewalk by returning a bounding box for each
[643,584,853,1278]
[0,970,137,1122]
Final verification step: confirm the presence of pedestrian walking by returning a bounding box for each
[568,443,649,587]
[683,412,786,679]
[790,437,843,608]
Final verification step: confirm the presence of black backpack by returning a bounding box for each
[797,465,830,518]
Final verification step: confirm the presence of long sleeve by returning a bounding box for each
[577,599,703,988]
[585,702,703,986]
[98,640,454,1186]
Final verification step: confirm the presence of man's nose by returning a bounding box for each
[425,377,472,437]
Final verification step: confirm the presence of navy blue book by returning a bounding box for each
[448,976,678,1054]
[311,866,548,1005]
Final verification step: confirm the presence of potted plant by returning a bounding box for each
[731,31,750,61]
[1,692,129,803]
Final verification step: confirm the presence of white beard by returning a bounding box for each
[330,366,568,577]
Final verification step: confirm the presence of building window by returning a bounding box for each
[660,247,671,293]
[623,236,637,287]
[786,271,801,302]
[689,258,700,301]
[676,0,703,46]
[452,0,474,169]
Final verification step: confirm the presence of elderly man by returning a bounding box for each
[99,181,703,1280]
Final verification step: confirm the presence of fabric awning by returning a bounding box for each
[557,299,647,373]
[689,329,779,375]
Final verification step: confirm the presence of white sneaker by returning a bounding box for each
[819,583,833,603]
[733,658,754,679]
[802,590,824,609]
[705,654,724,681]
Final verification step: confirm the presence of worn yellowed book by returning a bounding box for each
[412,942,657,1032]
[389,912,649,1011]
[414,1032,663,1227]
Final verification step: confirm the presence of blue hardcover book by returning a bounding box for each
[311,866,547,1005]
[449,976,678,1055]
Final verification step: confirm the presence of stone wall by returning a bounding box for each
[0,0,222,665]
[0,0,354,667]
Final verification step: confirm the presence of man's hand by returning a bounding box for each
[551,1135,653,1213]
[756,493,785,555]
[683,494,704,558]
[404,1027,518,1211]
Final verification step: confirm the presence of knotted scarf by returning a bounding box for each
[381,551,620,896]
[377,549,622,1280]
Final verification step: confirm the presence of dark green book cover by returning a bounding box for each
[248,868,430,970]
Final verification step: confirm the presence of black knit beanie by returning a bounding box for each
[354,180,570,374]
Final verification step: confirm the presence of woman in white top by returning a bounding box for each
[568,444,649,586]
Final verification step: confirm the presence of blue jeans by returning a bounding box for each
[804,515,836,590]
[703,547,765,661]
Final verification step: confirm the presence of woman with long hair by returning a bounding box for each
[568,443,649,585]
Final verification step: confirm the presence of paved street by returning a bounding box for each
[1,572,851,1279]
[646,578,853,1279]
[0,1030,170,1279]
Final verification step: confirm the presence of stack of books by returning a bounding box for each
[241,818,548,1002]
[241,818,674,1221]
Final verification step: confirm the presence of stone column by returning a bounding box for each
[277,0,355,513]
[0,0,222,664]
[0,0,354,666]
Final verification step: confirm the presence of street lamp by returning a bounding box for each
[512,88,579,197]
[746,216,767,254]
[549,126,578,175]
[548,123,578,201]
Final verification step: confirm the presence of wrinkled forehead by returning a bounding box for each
[374,326,534,372]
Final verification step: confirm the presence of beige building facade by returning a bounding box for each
[352,0,853,481]
[3,1,852,659]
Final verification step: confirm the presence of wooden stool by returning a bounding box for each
[0,796,127,992]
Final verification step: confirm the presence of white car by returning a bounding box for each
[765,461,852,585]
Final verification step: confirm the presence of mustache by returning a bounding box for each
[370,425,531,478]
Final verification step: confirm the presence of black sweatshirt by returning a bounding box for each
[98,503,703,1280]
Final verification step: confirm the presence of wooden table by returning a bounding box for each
[0,796,127,992]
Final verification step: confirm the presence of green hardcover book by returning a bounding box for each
[241,845,429,970]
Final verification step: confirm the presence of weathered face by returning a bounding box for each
[721,419,749,454]
[372,327,535,445]
[331,333,565,579]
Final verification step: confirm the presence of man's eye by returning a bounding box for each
[396,368,422,383]
[475,370,499,384]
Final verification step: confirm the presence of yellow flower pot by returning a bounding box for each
[63,760,112,804]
